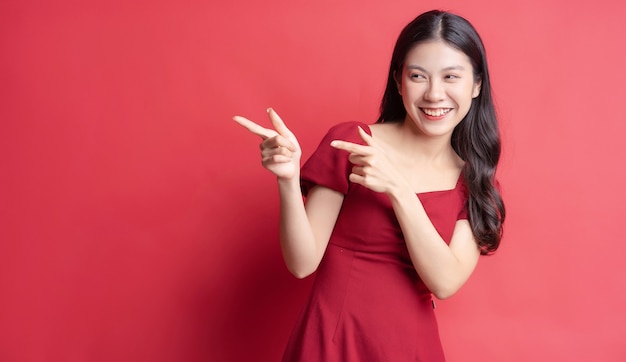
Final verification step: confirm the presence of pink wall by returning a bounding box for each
[2,0,625,361]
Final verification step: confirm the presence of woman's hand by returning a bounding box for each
[233,108,302,180]
[330,126,405,194]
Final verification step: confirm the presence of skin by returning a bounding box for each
[234,40,483,299]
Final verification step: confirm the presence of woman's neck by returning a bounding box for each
[393,120,459,166]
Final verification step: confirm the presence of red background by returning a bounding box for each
[2,0,626,361]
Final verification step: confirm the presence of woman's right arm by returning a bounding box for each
[233,108,343,278]
[278,180,343,278]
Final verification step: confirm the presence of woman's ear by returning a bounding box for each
[472,78,482,98]
[393,71,402,95]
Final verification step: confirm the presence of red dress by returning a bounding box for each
[282,122,469,362]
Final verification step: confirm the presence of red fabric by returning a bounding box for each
[284,122,468,361]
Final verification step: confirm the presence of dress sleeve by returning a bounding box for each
[455,177,502,220]
[457,203,469,220]
[456,179,469,220]
[300,121,371,196]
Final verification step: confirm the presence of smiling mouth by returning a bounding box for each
[420,108,452,117]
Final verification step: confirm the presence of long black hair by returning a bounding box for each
[377,10,505,254]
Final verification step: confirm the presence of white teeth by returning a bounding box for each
[422,108,451,117]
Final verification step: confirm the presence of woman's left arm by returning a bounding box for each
[331,126,480,299]
[388,188,480,299]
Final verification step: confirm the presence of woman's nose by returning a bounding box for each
[424,80,444,101]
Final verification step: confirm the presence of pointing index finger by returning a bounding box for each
[330,139,369,154]
[232,115,277,140]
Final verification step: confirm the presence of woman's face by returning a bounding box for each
[396,39,481,138]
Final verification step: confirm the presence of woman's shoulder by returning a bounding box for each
[367,122,400,137]
[322,121,372,142]
[326,121,371,134]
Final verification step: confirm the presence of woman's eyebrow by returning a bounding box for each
[406,65,428,72]
[406,65,466,72]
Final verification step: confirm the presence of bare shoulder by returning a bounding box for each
[368,122,398,133]
[368,122,402,144]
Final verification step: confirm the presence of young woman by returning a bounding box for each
[234,9,505,361]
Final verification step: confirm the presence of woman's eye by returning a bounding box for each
[445,74,460,80]
[410,74,425,80]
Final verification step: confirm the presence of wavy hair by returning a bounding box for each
[376,10,505,253]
